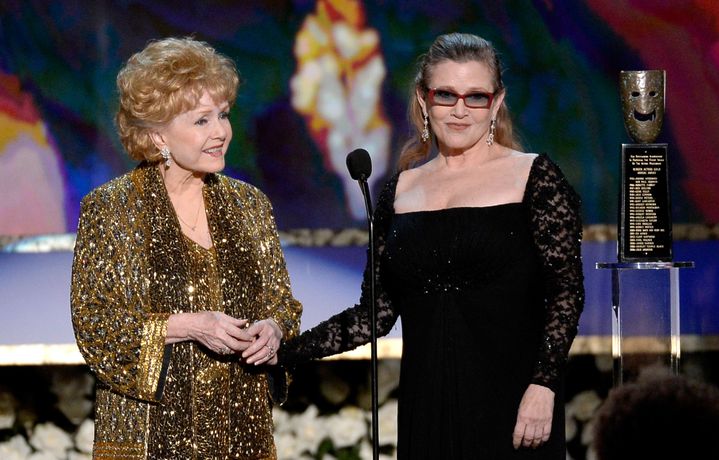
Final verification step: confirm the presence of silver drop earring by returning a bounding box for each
[421,112,430,143]
[160,146,172,167]
[486,119,496,146]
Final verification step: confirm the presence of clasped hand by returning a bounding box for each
[188,311,282,365]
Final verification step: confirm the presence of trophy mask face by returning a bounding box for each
[620,70,665,143]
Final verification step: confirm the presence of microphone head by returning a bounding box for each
[346,148,372,181]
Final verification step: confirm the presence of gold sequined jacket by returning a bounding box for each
[71,163,302,459]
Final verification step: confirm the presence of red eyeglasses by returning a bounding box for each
[427,88,495,109]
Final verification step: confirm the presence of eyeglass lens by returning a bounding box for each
[431,89,492,108]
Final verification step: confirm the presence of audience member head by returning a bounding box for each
[593,367,719,460]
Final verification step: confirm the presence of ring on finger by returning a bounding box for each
[265,344,275,355]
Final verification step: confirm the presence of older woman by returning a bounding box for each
[70,37,301,459]
[280,33,584,459]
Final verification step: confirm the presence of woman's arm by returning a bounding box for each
[71,193,170,402]
[526,154,585,392]
[277,173,402,366]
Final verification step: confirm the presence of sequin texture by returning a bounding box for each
[71,163,302,459]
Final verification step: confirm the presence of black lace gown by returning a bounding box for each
[280,154,584,459]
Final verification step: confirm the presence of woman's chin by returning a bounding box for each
[199,157,226,174]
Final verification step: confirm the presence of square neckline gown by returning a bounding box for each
[280,153,584,459]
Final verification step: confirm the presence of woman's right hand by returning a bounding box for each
[167,311,254,355]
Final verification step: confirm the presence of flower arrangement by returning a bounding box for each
[273,400,398,459]
[0,410,93,460]
[0,355,622,460]
[0,367,94,460]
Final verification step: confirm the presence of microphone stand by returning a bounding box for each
[357,176,379,460]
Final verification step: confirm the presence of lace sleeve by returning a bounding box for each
[525,154,585,392]
[278,174,401,366]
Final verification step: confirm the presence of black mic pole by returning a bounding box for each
[359,177,379,460]
[346,149,379,460]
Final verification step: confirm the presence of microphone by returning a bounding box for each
[345,148,379,460]
[346,148,372,181]
[346,148,374,219]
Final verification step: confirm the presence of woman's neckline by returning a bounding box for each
[394,201,524,216]
[391,153,544,217]
[183,232,215,252]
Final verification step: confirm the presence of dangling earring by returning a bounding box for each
[421,113,430,143]
[486,119,497,146]
[160,146,171,167]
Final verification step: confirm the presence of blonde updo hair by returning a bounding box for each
[399,33,523,171]
[115,37,240,162]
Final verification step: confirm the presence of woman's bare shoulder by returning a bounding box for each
[395,162,434,194]
[507,150,538,163]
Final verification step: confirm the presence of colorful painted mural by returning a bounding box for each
[1,0,719,234]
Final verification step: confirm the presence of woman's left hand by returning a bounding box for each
[242,318,283,365]
[512,383,554,449]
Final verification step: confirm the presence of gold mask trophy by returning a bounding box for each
[618,70,672,261]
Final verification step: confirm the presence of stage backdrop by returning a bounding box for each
[2,0,719,235]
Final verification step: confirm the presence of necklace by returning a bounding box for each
[176,196,203,232]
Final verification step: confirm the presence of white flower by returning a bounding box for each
[68,451,92,460]
[0,413,14,430]
[273,406,292,435]
[359,439,396,460]
[326,406,367,448]
[291,405,328,454]
[359,440,373,459]
[566,390,603,422]
[274,431,303,460]
[29,451,59,460]
[74,419,94,454]
[0,434,32,460]
[377,399,398,447]
[29,422,73,459]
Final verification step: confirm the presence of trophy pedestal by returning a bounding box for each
[596,261,694,387]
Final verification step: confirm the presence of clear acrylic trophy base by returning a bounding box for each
[596,261,694,386]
